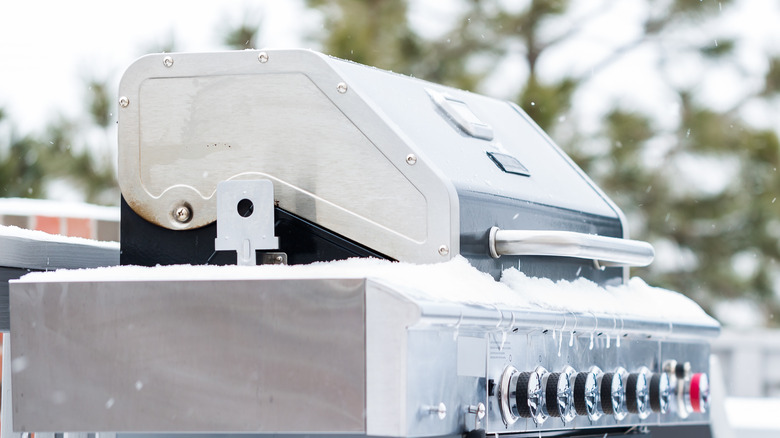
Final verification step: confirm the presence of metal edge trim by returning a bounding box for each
[0,235,119,270]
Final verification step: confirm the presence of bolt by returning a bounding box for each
[163,56,174,68]
[468,403,486,420]
[406,154,417,165]
[438,245,450,256]
[258,52,269,63]
[173,205,191,223]
[119,96,130,108]
[428,402,446,420]
[337,82,348,94]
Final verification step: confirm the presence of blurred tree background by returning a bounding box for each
[1,0,779,324]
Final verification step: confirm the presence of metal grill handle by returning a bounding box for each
[488,227,654,267]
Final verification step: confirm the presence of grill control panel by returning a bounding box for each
[496,361,706,428]
[482,331,711,434]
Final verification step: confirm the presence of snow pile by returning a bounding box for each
[0,224,119,249]
[18,255,716,326]
[501,268,716,325]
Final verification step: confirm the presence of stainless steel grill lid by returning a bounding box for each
[116,49,652,283]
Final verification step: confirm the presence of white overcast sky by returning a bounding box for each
[0,0,315,132]
[1,0,779,135]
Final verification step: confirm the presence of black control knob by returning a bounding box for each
[545,367,575,423]
[626,370,651,419]
[515,366,550,425]
[515,371,533,418]
[600,367,628,421]
[546,373,563,417]
[649,372,671,414]
[574,367,602,421]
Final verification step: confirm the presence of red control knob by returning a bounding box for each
[689,373,709,414]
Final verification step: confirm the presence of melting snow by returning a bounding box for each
[17,255,716,326]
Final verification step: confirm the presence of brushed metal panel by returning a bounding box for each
[10,278,365,433]
[118,50,459,264]
[136,73,426,243]
[364,280,421,437]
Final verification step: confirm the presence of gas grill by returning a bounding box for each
[7,50,719,438]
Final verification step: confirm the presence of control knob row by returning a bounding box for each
[499,365,671,426]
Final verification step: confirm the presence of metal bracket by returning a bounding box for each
[214,180,279,265]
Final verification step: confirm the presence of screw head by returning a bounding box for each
[258,52,269,63]
[119,96,130,108]
[438,245,450,256]
[406,154,417,165]
[436,402,447,420]
[337,82,348,94]
[163,56,174,68]
[173,205,191,223]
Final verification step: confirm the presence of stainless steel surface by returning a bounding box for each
[0,234,118,271]
[10,272,718,436]
[118,50,457,264]
[497,365,519,426]
[0,229,120,332]
[10,278,366,433]
[214,180,278,265]
[364,280,420,437]
[489,227,655,267]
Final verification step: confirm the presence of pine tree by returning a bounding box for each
[303,0,780,321]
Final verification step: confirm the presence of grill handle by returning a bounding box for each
[488,227,654,267]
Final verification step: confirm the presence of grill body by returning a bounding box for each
[6,50,719,438]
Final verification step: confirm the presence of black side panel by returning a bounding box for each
[120,197,389,266]
[0,266,35,332]
[458,190,625,283]
[647,425,712,438]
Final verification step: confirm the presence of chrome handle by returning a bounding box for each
[488,227,654,267]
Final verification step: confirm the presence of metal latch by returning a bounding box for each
[214,179,280,265]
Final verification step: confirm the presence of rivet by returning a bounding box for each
[337,82,348,94]
[258,52,269,63]
[438,245,450,256]
[119,96,130,108]
[173,205,191,223]
[163,56,174,68]
[406,154,417,165]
